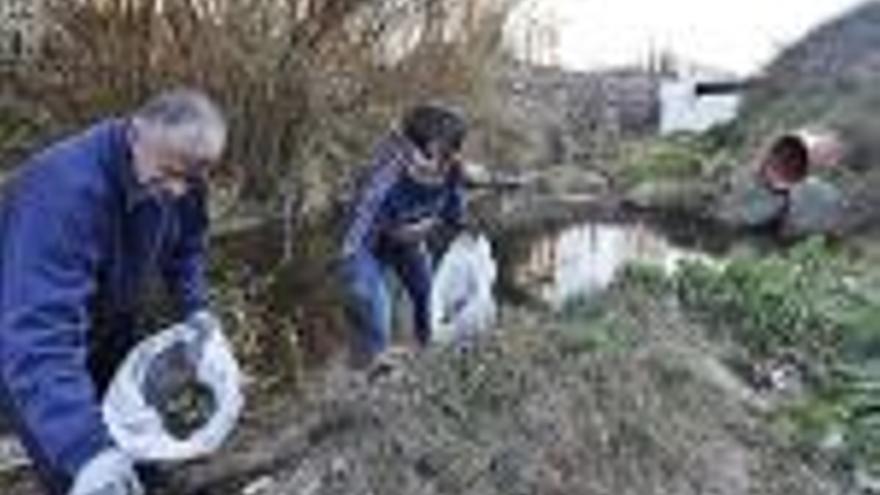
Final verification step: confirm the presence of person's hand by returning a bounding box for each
[186,309,221,336]
[68,448,143,495]
[184,309,222,361]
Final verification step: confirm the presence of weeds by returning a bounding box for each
[617,134,711,187]
[668,238,880,479]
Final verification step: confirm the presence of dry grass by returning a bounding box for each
[143,283,839,495]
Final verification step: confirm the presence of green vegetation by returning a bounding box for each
[617,134,712,186]
[675,239,848,358]
[551,237,880,484]
[672,239,880,480]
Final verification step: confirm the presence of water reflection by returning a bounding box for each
[506,223,711,309]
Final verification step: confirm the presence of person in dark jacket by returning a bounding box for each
[0,89,227,495]
[341,104,468,368]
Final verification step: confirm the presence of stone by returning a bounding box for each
[782,177,846,237]
[716,176,787,227]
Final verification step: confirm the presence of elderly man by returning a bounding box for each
[341,103,468,368]
[0,89,227,495]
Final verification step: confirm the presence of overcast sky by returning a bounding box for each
[519,0,867,75]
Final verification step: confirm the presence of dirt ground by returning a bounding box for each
[1,286,841,495]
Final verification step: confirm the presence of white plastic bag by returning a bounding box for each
[430,233,498,344]
[102,317,243,462]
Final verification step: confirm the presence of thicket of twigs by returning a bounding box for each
[8,0,520,217]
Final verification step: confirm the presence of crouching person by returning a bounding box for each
[340,104,469,368]
[0,89,227,494]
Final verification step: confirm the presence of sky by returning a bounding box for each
[515,0,868,76]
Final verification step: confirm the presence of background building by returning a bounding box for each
[0,0,43,62]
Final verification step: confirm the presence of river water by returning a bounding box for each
[497,221,714,310]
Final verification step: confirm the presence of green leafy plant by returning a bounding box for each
[674,238,880,476]
[675,239,846,359]
[617,135,710,186]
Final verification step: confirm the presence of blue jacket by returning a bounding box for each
[343,131,464,257]
[0,118,208,485]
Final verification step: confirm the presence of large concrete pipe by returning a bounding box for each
[758,129,844,190]
[718,128,846,232]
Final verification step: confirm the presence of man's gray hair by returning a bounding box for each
[133,89,227,159]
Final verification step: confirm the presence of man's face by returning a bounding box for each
[150,146,215,197]
[133,134,220,197]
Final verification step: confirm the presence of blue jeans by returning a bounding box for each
[342,242,433,363]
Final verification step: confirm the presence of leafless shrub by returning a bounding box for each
[11,0,522,217]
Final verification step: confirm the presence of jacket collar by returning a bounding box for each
[103,118,157,211]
